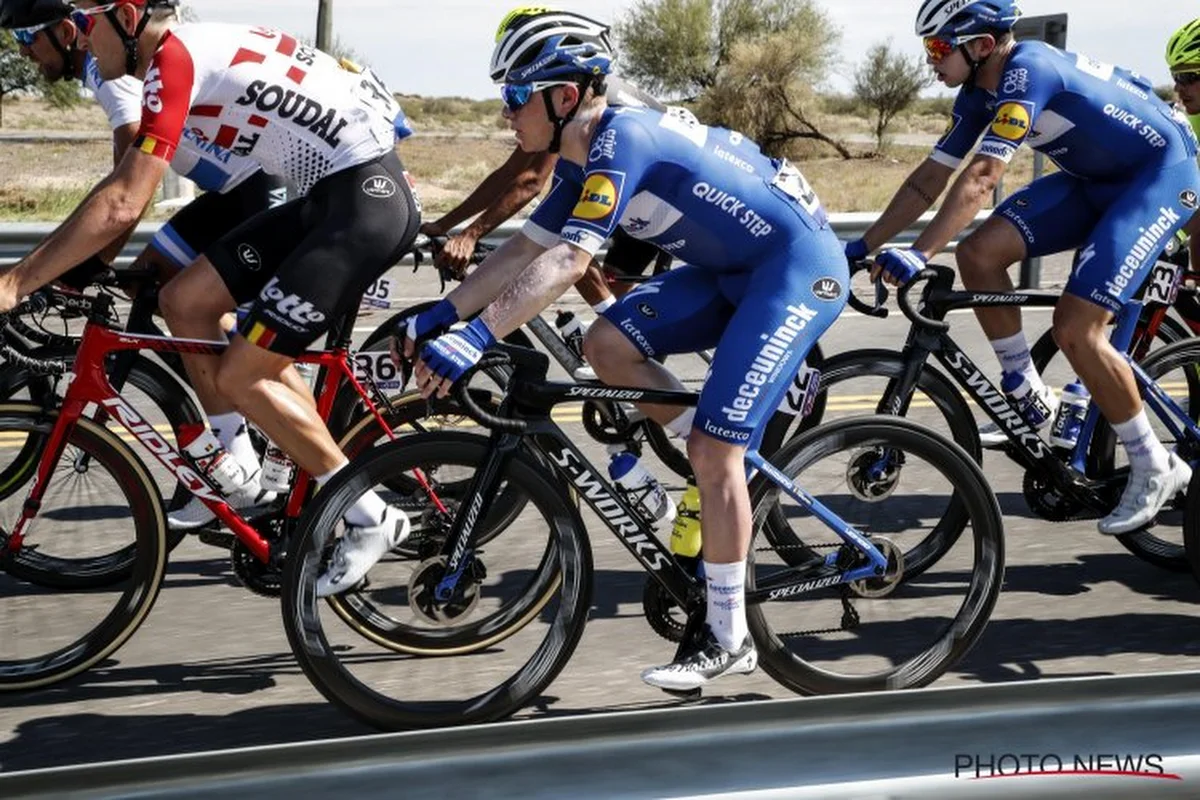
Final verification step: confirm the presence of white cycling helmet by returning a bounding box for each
[489,6,613,84]
[915,0,1021,39]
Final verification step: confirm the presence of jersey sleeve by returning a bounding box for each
[559,115,653,255]
[522,160,584,248]
[975,50,1060,164]
[133,31,197,162]
[930,90,991,169]
[83,55,142,130]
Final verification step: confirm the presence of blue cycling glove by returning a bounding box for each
[875,248,927,285]
[420,317,497,386]
[844,238,870,263]
[396,298,459,347]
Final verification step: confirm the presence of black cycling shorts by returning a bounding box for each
[207,150,420,357]
[603,227,673,276]
[149,171,293,270]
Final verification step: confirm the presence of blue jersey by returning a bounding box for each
[933,41,1197,179]
[527,106,827,271]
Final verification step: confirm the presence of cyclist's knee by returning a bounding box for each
[955,234,995,284]
[686,432,744,480]
[582,317,635,369]
[1052,296,1108,356]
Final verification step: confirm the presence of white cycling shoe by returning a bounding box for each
[316,505,412,597]
[167,470,277,530]
[1098,453,1192,535]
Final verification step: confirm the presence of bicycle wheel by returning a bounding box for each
[760,349,979,579]
[1097,338,1200,571]
[747,415,1004,694]
[0,357,196,586]
[0,405,167,690]
[282,431,591,730]
[336,389,533,545]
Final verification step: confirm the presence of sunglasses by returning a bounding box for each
[1174,70,1200,87]
[69,2,123,37]
[922,34,988,63]
[12,21,55,46]
[500,81,573,112]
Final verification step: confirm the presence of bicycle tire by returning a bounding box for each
[0,355,199,586]
[282,431,592,730]
[1102,338,1200,571]
[747,415,1004,694]
[0,404,167,689]
[759,349,980,579]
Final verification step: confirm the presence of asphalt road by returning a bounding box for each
[3,251,1200,774]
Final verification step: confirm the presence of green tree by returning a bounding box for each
[853,40,933,151]
[40,77,81,110]
[0,30,40,127]
[616,0,847,158]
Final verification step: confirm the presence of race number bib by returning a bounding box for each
[360,276,394,309]
[1144,260,1183,306]
[352,346,402,391]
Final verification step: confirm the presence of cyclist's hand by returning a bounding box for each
[872,247,927,287]
[419,221,446,238]
[435,233,479,280]
[389,298,459,368]
[415,318,496,399]
[844,238,869,265]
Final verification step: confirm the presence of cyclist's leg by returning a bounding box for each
[583,265,730,435]
[1058,157,1198,532]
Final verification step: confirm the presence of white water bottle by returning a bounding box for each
[182,430,247,495]
[555,311,587,360]
[261,360,317,493]
[1050,381,1090,449]
[608,451,676,532]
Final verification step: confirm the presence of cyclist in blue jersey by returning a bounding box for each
[1167,18,1200,270]
[847,0,1200,535]
[395,12,846,690]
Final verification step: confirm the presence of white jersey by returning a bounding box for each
[84,52,260,193]
[136,23,402,194]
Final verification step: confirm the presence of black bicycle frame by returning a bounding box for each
[432,346,886,611]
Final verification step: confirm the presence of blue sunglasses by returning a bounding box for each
[12,21,55,46]
[500,80,574,112]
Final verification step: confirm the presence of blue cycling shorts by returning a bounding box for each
[995,153,1200,314]
[600,228,847,449]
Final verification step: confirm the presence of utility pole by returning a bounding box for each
[316,0,333,52]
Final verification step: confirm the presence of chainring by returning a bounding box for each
[1022,468,1087,522]
[231,537,283,597]
[408,555,483,626]
[846,447,903,503]
[581,400,642,447]
[848,536,905,598]
[641,576,688,642]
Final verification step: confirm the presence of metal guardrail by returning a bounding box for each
[3,670,1200,798]
[0,211,991,268]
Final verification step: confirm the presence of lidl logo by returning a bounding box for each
[573,173,621,221]
[990,102,1032,142]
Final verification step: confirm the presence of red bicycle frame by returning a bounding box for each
[5,313,417,560]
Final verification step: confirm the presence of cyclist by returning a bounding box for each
[0,0,421,597]
[418,7,673,378]
[396,12,846,690]
[847,0,1200,535]
[1,0,295,528]
[1167,18,1200,270]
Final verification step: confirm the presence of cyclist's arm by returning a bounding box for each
[1,148,170,299]
[425,148,557,236]
[479,241,593,338]
[442,230,549,317]
[859,158,955,251]
[911,154,1006,258]
[102,122,149,264]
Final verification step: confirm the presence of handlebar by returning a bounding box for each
[896,268,950,332]
[452,351,528,434]
[846,260,889,319]
[409,233,496,292]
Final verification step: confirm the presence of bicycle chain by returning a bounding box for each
[754,540,864,638]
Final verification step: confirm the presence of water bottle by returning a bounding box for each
[295,361,319,390]
[608,451,676,532]
[670,481,702,558]
[1050,381,1090,449]
[555,310,586,361]
[1002,371,1053,427]
[181,429,247,495]
[261,360,319,493]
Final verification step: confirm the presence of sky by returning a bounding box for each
[189,1,1192,100]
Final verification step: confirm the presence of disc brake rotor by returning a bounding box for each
[849,536,904,598]
[408,555,481,626]
[846,447,903,502]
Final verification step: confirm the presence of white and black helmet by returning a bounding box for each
[915,0,1021,39]
[489,6,613,84]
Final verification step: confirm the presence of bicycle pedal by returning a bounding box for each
[660,686,702,700]
[197,530,235,550]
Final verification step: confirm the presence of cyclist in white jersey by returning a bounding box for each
[0,0,422,596]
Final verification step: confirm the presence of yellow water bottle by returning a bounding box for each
[670,481,703,558]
